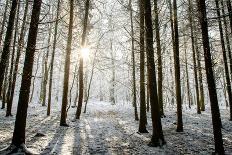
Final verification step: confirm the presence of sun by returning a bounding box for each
[81,48,90,59]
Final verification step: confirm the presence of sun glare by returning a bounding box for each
[81,48,90,59]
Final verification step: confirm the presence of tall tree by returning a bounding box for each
[214,0,232,121]
[11,0,42,151]
[188,0,201,114]
[6,0,20,117]
[129,0,139,121]
[138,0,148,133]
[197,0,225,153]
[144,0,165,146]
[60,0,74,126]
[6,0,29,117]
[47,0,61,116]
[0,0,10,48]
[76,0,90,119]
[173,0,183,132]
[154,0,164,116]
[0,0,19,98]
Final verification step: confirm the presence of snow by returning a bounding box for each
[0,100,232,154]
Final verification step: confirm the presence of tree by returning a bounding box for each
[76,0,90,119]
[129,0,139,121]
[0,0,10,48]
[154,0,164,116]
[196,0,225,153]
[138,0,148,133]
[10,0,42,151]
[214,0,232,121]
[60,0,74,126]
[173,0,183,132]
[47,0,61,116]
[0,0,19,98]
[6,0,20,117]
[144,0,165,146]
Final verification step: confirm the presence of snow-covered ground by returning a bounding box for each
[0,100,232,154]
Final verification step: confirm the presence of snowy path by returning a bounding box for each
[0,101,232,154]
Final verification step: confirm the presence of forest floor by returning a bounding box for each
[0,100,232,155]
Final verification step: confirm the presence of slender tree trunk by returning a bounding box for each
[0,0,19,98]
[0,0,10,48]
[76,0,90,119]
[139,0,148,133]
[184,35,192,109]
[60,0,74,126]
[221,0,232,85]
[195,38,205,111]
[197,0,225,153]
[188,0,201,113]
[154,0,164,116]
[173,0,183,132]
[129,0,139,121]
[6,1,20,117]
[215,0,232,121]
[47,0,61,116]
[42,14,52,107]
[11,0,42,149]
[227,0,232,33]
[144,0,165,146]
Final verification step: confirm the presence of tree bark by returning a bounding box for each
[12,0,42,147]
[197,0,225,153]
[173,0,183,132]
[76,0,90,119]
[138,0,148,133]
[47,0,61,116]
[215,0,232,121]
[60,0,74,126]
[0,0,19,98]
[144,0,165,146]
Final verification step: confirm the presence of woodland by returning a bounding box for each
[0,0,232,154]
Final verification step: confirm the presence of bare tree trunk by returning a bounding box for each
[154,0,164,116]
[6,1,20,117]
[215,0,232,121]
[76,0,90,119]
[138,0,148,133]
[172,0,183,132]
[184,34,192,109]
[60,0,74,126]
[0,0,10,48]
[188,0,201,113]
[144,0,165,146]
[129,0,139,121]
[197,0,225,153]
[11,0,42,150]
[0,0,19,98]
[47,0,61,116]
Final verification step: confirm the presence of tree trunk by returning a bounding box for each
[76,0,90,119]
[173,0,183,132]
[154,0,164,116]
[138,0,148,133]
[0,0,19,98]
[129,0,139,121]
[6,1,20,117]
[60,0,74,126]
[47,0,61,116]
[0,0,10,49]
[188,0,201,114]
[144,0,165,146]
[184,34,192,109]
[215,0,232,121]
[42,13,52,107]
[196,0,225,153]
[11,0,42,148]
